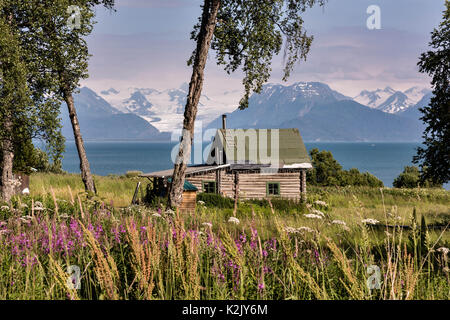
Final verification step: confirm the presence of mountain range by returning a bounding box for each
[207,82,429,142]
[353,86,430,113]
[60,87,170,141]
[60,82,431,142]
[97,83,238,132]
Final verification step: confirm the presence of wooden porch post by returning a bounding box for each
[216,169,222,195]
[233,171,239,201]
[300,170,307,203]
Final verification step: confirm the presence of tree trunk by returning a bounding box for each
[0,118,15,202]
[63,89,97,194]
[168,0,221,208]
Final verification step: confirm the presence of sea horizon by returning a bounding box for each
[58,141,450,189]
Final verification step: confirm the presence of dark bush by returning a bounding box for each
[248,198,307,214]
[197,192,235,209]
[393,166,441,188]
[307,148,383,187]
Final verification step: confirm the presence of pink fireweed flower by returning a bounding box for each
[111,227,121,244]
[239,233,247,244]
[234,239,243,254]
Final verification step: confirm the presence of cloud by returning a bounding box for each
[84,16,433,97]
[266,27,432,95]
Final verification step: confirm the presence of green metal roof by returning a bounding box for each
[217,128,311,165]
[167,178,198,191]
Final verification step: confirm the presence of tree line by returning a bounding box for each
[0,0,114,201]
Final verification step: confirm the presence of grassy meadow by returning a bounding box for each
[0,173,448,300]
[29,173,149,208]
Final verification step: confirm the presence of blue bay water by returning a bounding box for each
[60,141,435,188]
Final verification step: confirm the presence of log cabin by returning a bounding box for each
[141,115,312,202]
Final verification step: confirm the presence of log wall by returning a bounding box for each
[180,191,197,213]
[186,169,306,200]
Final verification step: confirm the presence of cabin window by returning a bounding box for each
[267,182,280,196]
[202,181,216,194]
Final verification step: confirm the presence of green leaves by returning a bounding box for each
[414,1,450,184]
[1,1,115,178]
[190,0,326,109]
[307,148,384,187]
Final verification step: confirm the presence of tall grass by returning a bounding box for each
[29,173,148,207]
[0,188,448,300]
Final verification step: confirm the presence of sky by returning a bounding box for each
[83,0,447,97]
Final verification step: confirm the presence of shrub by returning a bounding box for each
[125,171,143,178]
[248,198,306,214]
[393,166,441,188]
[196,192,234,209]
[2,142,64,175]
[307,148,383,187]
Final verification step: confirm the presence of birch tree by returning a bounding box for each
[24,0,115,194]
[169,0,326,207]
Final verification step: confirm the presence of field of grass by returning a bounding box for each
[29,173,148,207]
[0,173,448,300]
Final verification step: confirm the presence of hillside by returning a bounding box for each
[207,82,423,142]
[60,87,170,141]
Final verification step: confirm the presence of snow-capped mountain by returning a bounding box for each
[404,86,431,103]
[94,81,430,139]
[98,83,240,132]
[353,86,430,113]
[123,91,156,117]
[60,87,169,141]
[207,82,422,142]
[353,87,396,109]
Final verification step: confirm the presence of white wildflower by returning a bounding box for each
[19,217,31,224]
[297,226,315,233]
[361,218,379,225]
[304,214,323,220]
[20,203,28,209]
[0,229,9,235]
[310,209,325,217]
[0,221,6,227]
[22,188,30,195]
[228,217,240,225]
[33,201,44,211]
[197,200,205,205]
[314,200,328,207]
[152,213,162,218]
[284,226,299,234]
[332,220,350,231]
[0,206,9,211]
[202,222,213,228]
[306,204,312,209]
[436,247,449,255]
[59,214,70,219]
